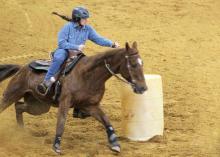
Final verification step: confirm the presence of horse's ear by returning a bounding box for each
[125,42,130,51]
[132,41,137,49]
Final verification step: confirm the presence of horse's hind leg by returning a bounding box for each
[0,88,25,113]
[0,69,26,113]
[14,93,51,127]
[15,101,27,127]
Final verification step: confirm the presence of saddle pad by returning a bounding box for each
[29,53,85,74]
[29,60,50,72]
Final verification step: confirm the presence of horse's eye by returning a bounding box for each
[130,63,138,68]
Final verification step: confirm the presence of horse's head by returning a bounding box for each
[119,42,148,94]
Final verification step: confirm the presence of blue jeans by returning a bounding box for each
[44,49,68,81]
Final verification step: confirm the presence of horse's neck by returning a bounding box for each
[85,48,125,86]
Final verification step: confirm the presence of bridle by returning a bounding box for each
[104,53,140,87]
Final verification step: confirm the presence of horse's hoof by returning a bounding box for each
[52,145,61,155]
[110,145,121,153]
[17,124,24,129]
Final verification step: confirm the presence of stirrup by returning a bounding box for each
[37,83,50,95]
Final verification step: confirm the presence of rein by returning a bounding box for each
[104,53,139,86]
[104,60,133,85]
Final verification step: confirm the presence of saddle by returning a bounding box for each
[28,51,85,102]
[29,51,85,75]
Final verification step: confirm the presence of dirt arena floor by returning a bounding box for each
[0,0,219,156]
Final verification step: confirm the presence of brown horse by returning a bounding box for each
[0,42,147,154]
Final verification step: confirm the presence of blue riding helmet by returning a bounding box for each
[72,6,90,19]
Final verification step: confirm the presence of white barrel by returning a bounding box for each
[120,74,164,141]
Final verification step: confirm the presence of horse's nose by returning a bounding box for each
[135,86,147,94]
[133,84,148,94]
[140,86,148,92]
[143,86,148,91]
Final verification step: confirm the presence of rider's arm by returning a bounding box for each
[88,26,113,47]
[58,23,79,50]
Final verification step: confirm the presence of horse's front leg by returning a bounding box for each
[84,105,121,153]
[53,97,71,154]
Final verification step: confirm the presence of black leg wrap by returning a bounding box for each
[106,125,118,145]
[53,135,61,149]
[106,126,121,152]
[106,125,115,138]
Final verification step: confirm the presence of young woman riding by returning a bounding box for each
[37,6,119,94]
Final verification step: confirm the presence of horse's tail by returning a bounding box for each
[0,64,22,113]
[52,12,72,22]
[0,64,21,83]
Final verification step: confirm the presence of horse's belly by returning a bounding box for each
[73,91,104,106]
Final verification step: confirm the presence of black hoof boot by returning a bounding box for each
[109,144,121,153]
[108,133,121,153]
[73,108,91,119]
[52,135,61,155]
[106,126,121,153]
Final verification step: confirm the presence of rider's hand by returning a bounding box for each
[78,44,85,51]
[111,42,120,48]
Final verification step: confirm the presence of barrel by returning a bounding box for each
[120,74,164,141]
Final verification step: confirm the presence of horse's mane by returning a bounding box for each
[92,48,124,59]
[86,48,125,71]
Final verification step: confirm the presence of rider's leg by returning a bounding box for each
[44,49,68,81]
[37,49,68,94]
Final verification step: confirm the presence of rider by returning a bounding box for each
[37,6,119,94]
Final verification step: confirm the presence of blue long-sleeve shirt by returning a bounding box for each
[57,22,113,50]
